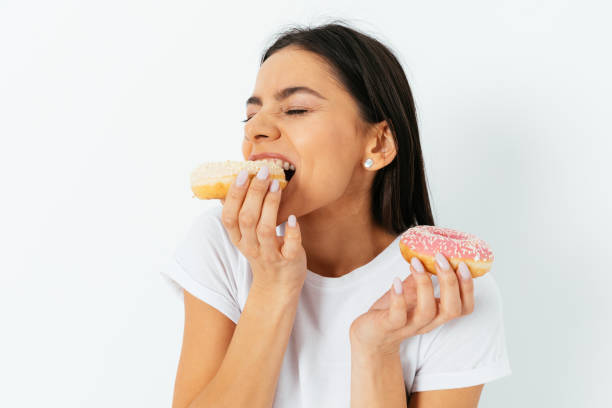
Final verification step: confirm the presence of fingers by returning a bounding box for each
[414,253,469,334]
[281,215,302,259]
[220,168,251,245]
[220,165,301,262]
[238,166,272,252]
[434,252,462,319]
[381,253,478,344]
[436,256,474,316]
[403,257,437,334]
[257,178,282,256]
[394,260,432,339]
[457,261,474,314]
[387,277,408,329]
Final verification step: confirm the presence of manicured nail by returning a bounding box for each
[435,252,450,270]
[410,257,425,274]
[236,169,248,186]
[458,262,472,280]
[270,179,279,192]
[257,166,269,180]
[393,276,403,294]
[288,214,296,227]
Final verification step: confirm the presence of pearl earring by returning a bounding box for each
[364,158,374,168]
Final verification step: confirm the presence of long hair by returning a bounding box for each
[261,20,435,233]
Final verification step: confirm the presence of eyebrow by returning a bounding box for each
[246,86,327,106]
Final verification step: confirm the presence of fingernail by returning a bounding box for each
[236,169,248,186]
[288,214,296,227]
[410,257,425,274]
[435,252,450,270]
[459,262,472,280]
[257,166,269,180]
[393,276,403,294]
[270,179,279,192]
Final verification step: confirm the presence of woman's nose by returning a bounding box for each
[244,115,280,142]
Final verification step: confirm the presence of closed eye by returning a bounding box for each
[241,109,308,123]
[286,109,308,115]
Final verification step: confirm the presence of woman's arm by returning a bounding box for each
[350,346,484,408]
[350,347,407,407]
[407,385,484,407]
[187,284,301,408]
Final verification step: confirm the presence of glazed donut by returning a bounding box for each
[399,225,494,278]
[190,160,288,200]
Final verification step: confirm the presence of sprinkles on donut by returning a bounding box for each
[399,225,494,278]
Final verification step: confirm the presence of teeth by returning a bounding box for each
[261,158,296,172]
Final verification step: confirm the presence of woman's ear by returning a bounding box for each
[363,120,397,169]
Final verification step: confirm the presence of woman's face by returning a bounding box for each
[242,46,373,224]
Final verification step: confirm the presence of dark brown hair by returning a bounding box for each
[261,20,435,233]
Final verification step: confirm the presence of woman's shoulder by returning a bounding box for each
[194,202,225,227]
[178,203,241,263]
[472,272,504,318]
[163,203,246,323]
[435,271,505,334]
[192,203,232,239]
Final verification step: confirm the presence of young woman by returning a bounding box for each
[162,21,511,408]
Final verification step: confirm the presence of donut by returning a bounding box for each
[399,225,494,278]
[190,160,290,199]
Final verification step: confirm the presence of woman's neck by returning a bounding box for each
[299,215,397,279]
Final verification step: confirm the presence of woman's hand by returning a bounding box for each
[220,166,307,294]
[349,253,474,357]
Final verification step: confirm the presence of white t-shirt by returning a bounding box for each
[161,204,512,406]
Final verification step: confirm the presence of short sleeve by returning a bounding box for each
[410,273,512,392]
[160,205,242,324]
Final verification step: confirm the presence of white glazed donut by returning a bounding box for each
[190,160,288,200]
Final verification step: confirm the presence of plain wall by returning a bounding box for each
[1,0,610,406]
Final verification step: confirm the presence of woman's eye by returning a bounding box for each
[286,109,308,116]
[241,109,307,123]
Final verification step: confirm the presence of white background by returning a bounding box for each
[1,1,610,407]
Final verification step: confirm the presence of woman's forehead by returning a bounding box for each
[255,49,338,91]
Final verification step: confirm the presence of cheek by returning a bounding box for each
[299,152,354,200]
[297,119,352,155]
[241,141,251,159]
[295,120,357,182]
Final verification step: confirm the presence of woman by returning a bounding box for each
[162,21,511,407]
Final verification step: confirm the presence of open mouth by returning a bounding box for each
[284,168,296,182]
[257,158,296,183]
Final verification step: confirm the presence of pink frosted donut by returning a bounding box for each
[399,225,494,278]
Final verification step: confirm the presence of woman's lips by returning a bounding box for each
[248,153,297,169]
